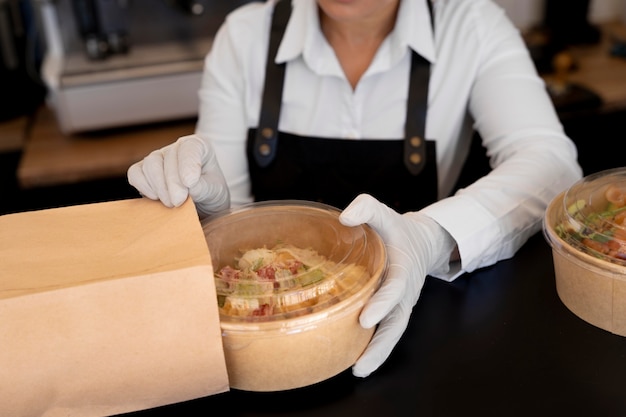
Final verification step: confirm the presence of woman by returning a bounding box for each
[128,0,582,378]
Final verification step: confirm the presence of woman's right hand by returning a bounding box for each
[127,134,230,217]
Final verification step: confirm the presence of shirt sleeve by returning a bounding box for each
[194,3,271,207]
[422,0,582,278]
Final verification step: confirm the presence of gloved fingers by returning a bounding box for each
[192,177,230,215]
[339,194,395,233]
[129,150,176,206]
[127,161,159,201]
[162,143,190,207]
[177,135,230,215]
[352,303,412,378]
[176,135,205,189]
[359,260,409,328]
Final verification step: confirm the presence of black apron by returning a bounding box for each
[247,0,437,213]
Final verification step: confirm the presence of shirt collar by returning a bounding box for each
[275,0,436,72]
[395,0,437,63]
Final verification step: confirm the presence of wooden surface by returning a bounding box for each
[0,116,28,153]
[17,107,195,188]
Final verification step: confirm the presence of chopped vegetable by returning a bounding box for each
[558,185,626,263]
[215,244,367,319]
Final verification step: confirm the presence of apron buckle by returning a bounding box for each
[404,135,426,175]
[254,126,278,167]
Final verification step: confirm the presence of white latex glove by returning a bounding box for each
[339,194,456,377]
[127,134,230,217]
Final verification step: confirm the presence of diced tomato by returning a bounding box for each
[582,238,609,254]
[287,260,303,274]
[252,304,272,316]
[256,265,276,280]
[606,185,626,207]
[608,239,621,251]
[614,211,626,226]
[218,265,240,281]
[613,225,626,241]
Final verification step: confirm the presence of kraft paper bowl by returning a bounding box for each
[543,168,626,336]
[202,201,387,391]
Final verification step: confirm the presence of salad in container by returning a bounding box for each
[202,201,388,391]
[544,167,626,336]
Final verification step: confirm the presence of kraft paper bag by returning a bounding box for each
[0,198,229,416]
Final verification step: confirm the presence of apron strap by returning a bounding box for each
[254,0,435,176]
[404,52,431,175]
[404,0,434,176]
[253,0,292,167]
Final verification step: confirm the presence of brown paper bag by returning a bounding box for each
[0,198,229,416]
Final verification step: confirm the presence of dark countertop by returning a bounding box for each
[124,232,626,417]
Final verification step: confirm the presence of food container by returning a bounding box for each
[202,201,387,391]
[543,167,626,336]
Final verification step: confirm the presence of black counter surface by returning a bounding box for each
[124,232,626,417]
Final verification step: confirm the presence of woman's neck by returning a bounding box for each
[319,2,399,89]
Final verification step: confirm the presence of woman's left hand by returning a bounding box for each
[339,194,456,377]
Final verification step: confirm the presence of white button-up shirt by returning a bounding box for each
[195,0,582,279]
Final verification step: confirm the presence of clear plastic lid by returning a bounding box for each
[201,201,386,324]
[552,168,626,266]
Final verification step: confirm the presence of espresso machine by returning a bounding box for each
[34,0,253,133]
